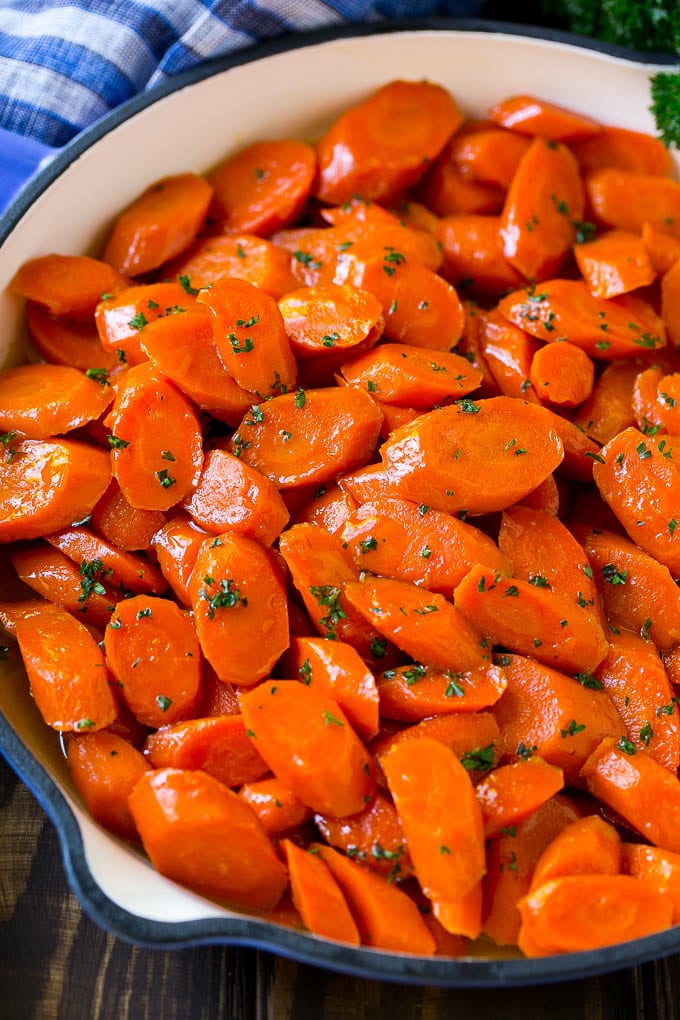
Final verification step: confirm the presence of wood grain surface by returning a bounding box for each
[1,755,679,1020]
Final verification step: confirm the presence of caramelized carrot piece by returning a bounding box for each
[105,594,201,727]
[95,280,191,365]
[90,480,166,553]
[313,843,436,954]
[239,680,375,817]
[239,778,311,836]
[574,229,656,299]
[313,789,412,882]
[15,606,117,731]
[0,363,113,439]
[641,222,680,274]
[372,712,501,768]
[380,396,564,515]
[279,283,384,359]
[107,362,204,511]
[661,258,680,350]
[340,342,481,409]
[67,731,150,840]
[444,127,531,188]
[128,767,287,909]
[182,448,289,547]
[489,95,600,141]
[25,301,120,373]
[271,225,346,288]
[45,525,166,595]
[11,542,121,626]
[530,815,621,891]
[476,759,565,839]
[10,253,126,318]
[189,531,288,687]
[499,138,584,281]
[420,154,505,217]
[376,663,506,722]
[322,199,442,267]
[0,437,111,543]
[436,215,525,297]
[292,481,358,536]
[431,882,483,941]
[529,342,594,408]
[314,79,462,205]
[143,714,268,787]
[622,843,680,923]
[571,125,673,176]
[230,386,382,489]
[517,473,562,516]
[571,358,639,444]
[631,365,680,435]
[281,839,360,946]
[477,308,540,401]
[166,232,298,298]
[586,168,680,234]
[102,173,213,276]
[0,598,94,638]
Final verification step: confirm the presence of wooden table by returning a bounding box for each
[2,756,679,1020]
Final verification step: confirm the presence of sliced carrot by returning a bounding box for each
[574,229,656,299]
[101,173,213,276]
[477,308,540,402]
[322,199,442,269]
[454,303,501,398]
[165,232,298,298]
[371,712,501,770]
[380,396,564,515]
[239,778,311,837]
[340,342,481,409]
[0,598,96,638]
[25,301,120,373]
[530,815,621,891]
[105,594,201,727]
[499,138,584,281]
[95,280,191,365]
[376,662,506,722]
[517,473,562,516]
[571,125,673,176]
[338,461,404,506]
[143,714,268,787]
[436,215,525,297]
[571,358,640,444]
[67,731,150,840]
[107,362,203,511]
[239,680,375,817]
[0,437,111,543]
[476,759,565,839]
[127,767,287,909]
[281,839,360,946]
[382,737,486,901]
[340,496,509,594]
[544,406,606,483]
[45,525,166,595]
[314,79,461,205]
[622,843,680,923]
[313,843,436,954]
[641,221,680,274]
[271,225,345,288]
[529,341,594,408]
[0,363,113,439]
[431,882,483,940]
[189,531,288,687]
[283,635,379,741]
[15,606,117,731]
[585,168,680,235]
[182,448,289,547]
[230,386,382,489]
[313,789,412,882]
[279,283,384,360]
[631,365,680,435]
[199,665,240,718]
[10,253,127,318]
[661,258,680,350]
[444,127,531,187]
[420,154,505,217]
[489,95,600,141]
[292,481,358,536]
[90,479,166,553]
[11,542,121,627]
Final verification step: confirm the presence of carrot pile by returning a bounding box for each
[3,79,680,960]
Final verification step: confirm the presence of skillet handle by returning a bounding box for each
[0,128,58,217]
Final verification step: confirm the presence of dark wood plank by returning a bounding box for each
[2,756,680,1020]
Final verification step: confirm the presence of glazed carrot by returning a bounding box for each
[105,594,202,727]
[0,363,113,439]
[313,842,436,954]
[530,815,621,891]
[90,480,166,553]
[208,139,316,236]
[283,636,379,741]
[529,342,594,408]
[641,222,680,274]
[594,630,680,772]
[271,225,346,288]
[11,543,121,627]
[571,125,673,176]
[661,258,680,350]
[138,307,254,424]
[314,79,462,205]
[382,738,486,902]
[622,843,680,923]
[189,531,288,686]
[543,406,605,483]
[379,396,564,515]
[0,437,111,543]
[489,95,600,141]
[230,386,383,489]
[491,654,623,784]
[345,574,487,673]
[372,712,501,771]
[143,714,269,787]
[67,731,150,840]
[517,473,562,516]
[292,482,358,536]
[95,280,192,365]
[281,839,360,946]
[340,496,509,594]
[631,365,680,435]
[279,283,384,359]
[430,882,483,941]
[102,173,213,276]
[571,358,640,444]
[574,230,656,300]
[338,462,404,505]
[15,606,117,731]
[454,303,500,398]
[476,759,565,839]
[483,793,584,946]
[592,427,680,575]
[340,342,482,409]
[584,528,680,649]
[376,662,507,722]
[170,232,298,297]
[444,127,531,188]
[477,308,540,401]
[321,199,443,271]
[25,301,120,373]
[199,664,240,717]
[182,448,289,547]
[0,598,94,638]
[313,789,412,882]
[45,525,167,595]
[10,253,127,318]
[586,169,680,235]
[239,680,375,817]
[499,138,585,281]
[436,215,525,297]
[240,778,311,836]
[583,738,680,852]
[334,244,466,352]
[107,362,204,511]
[498,279,666,360]
[128,767,287,909]
[420,154,505,216]
[518,874,672,956]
